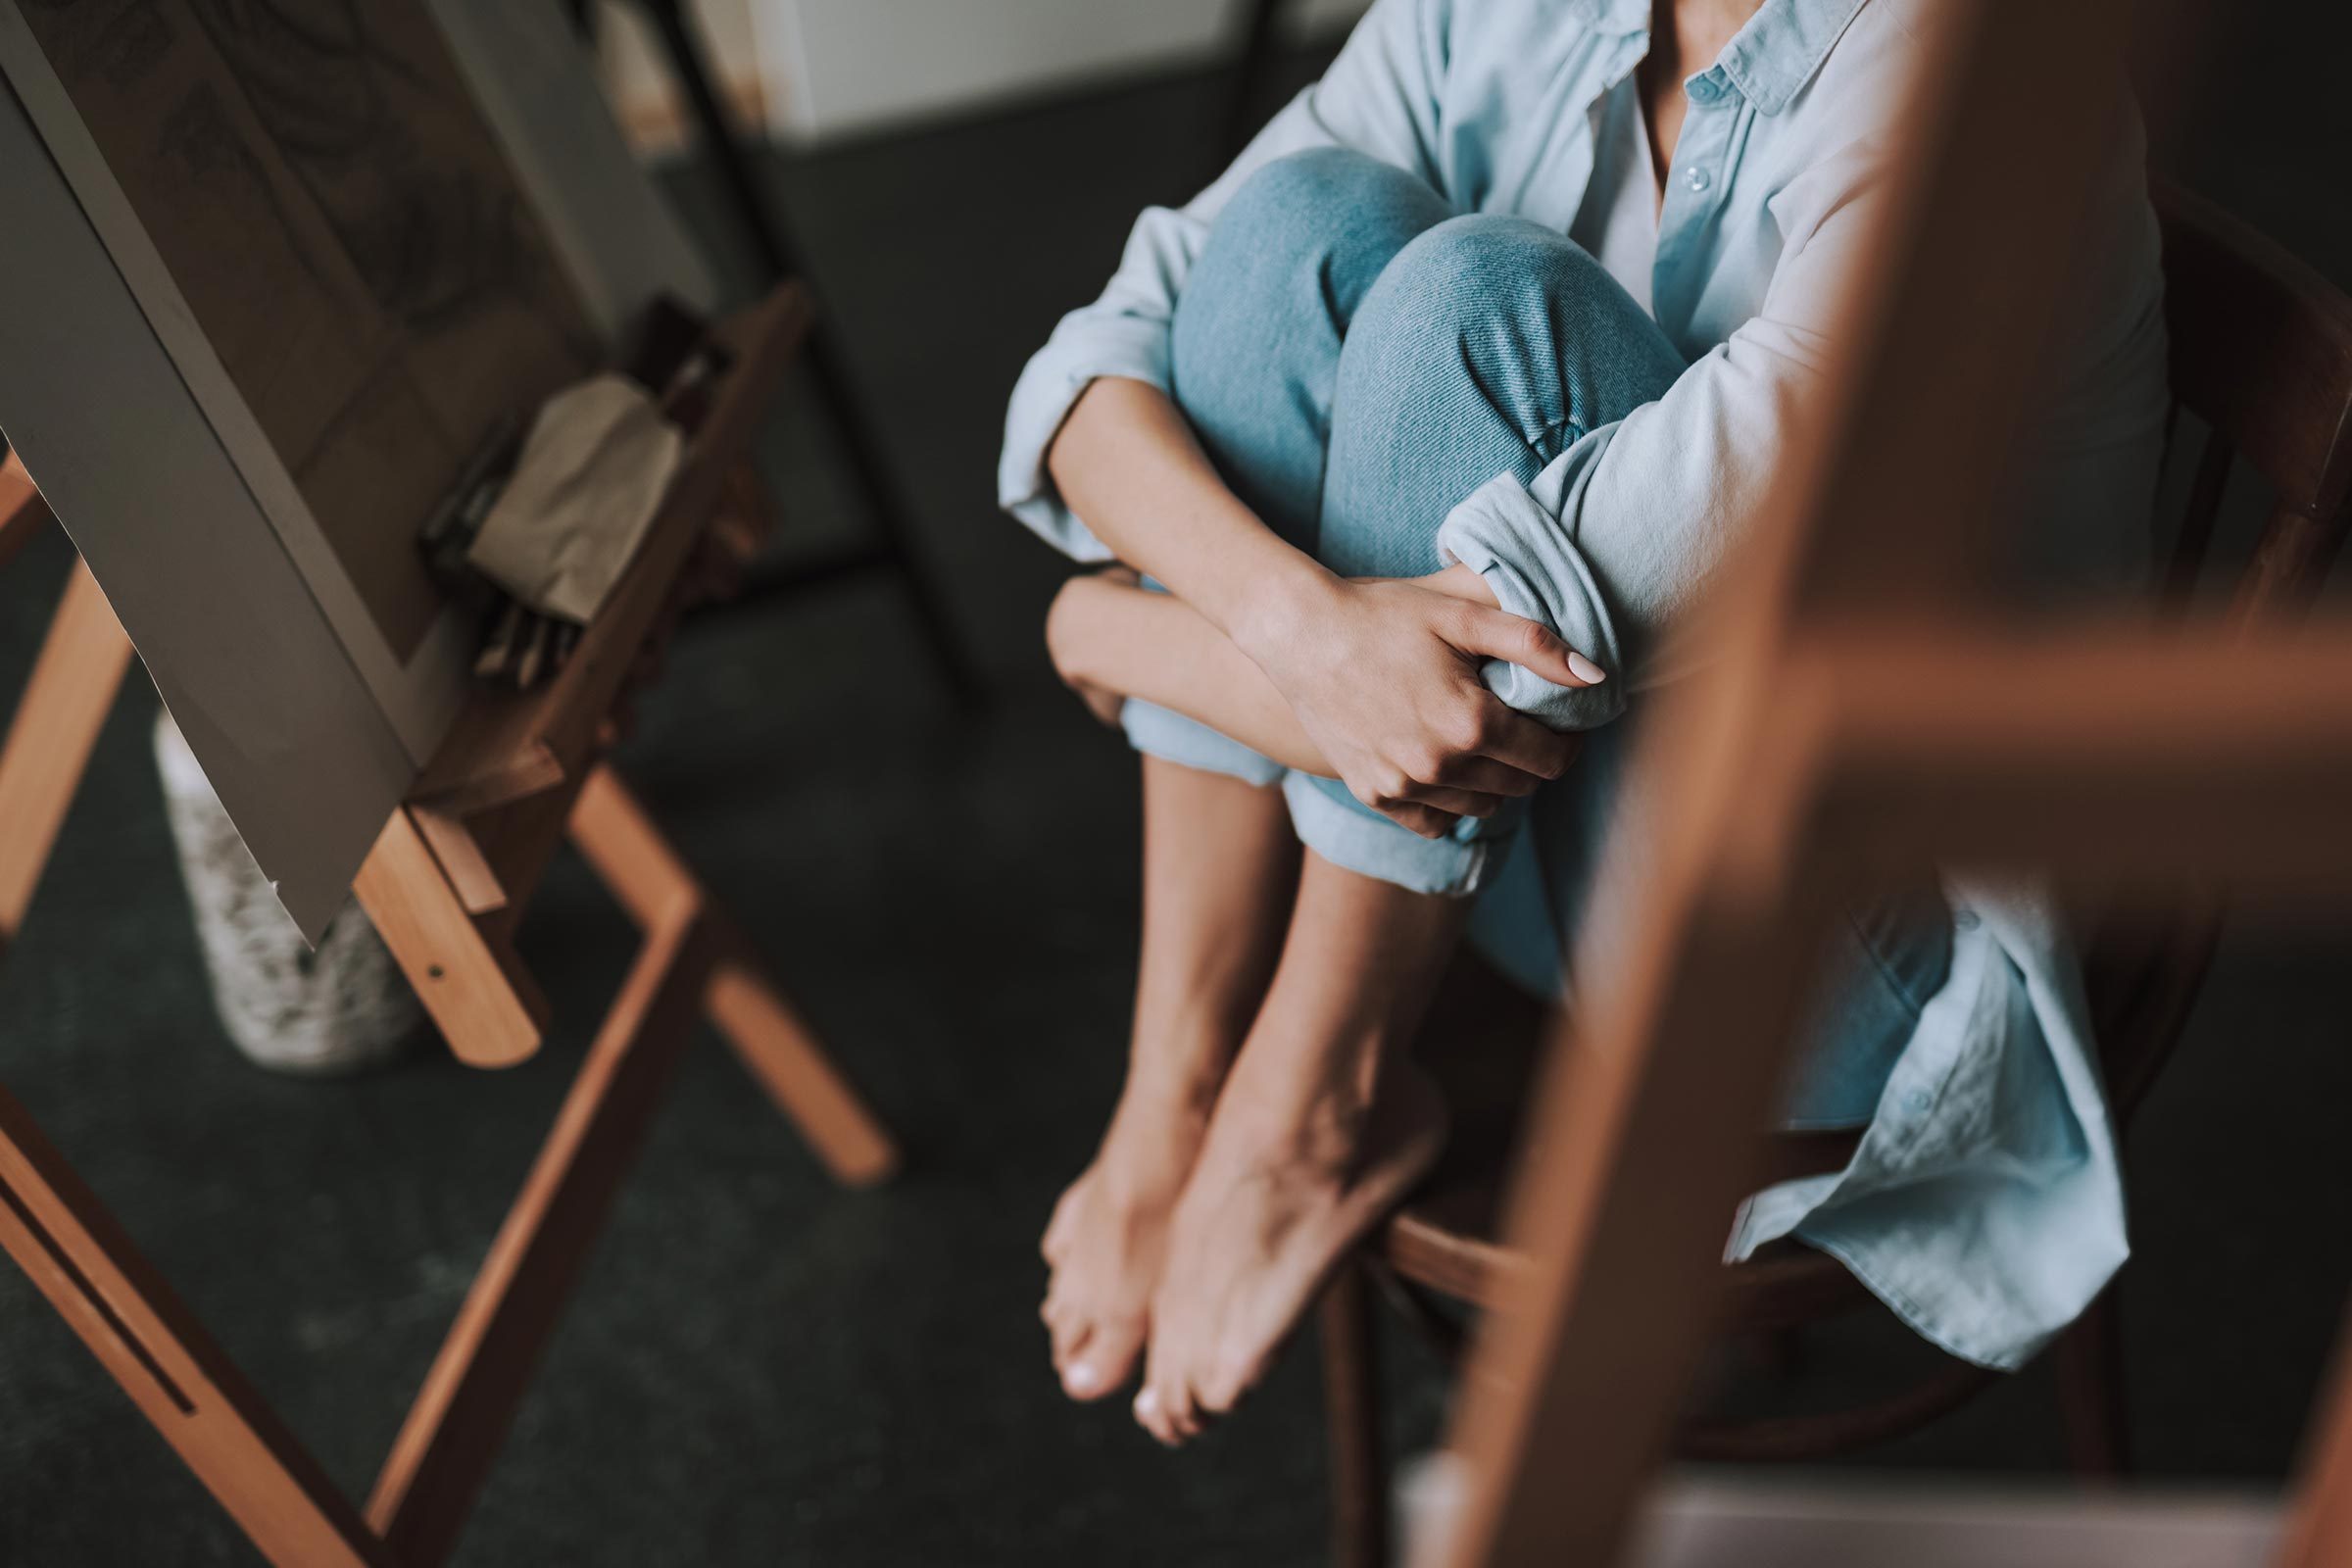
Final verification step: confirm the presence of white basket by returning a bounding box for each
[152,711,421,1076]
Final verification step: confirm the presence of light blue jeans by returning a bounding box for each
[1128,149,1946,1126]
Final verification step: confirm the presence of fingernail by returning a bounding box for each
[1066,1362,1100,1395]
[1567,652,1606,684]
[1135,1388,1158,1418]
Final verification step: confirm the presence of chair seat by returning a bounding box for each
[1372,966,1983,1462]
[1384,954,1873,1324]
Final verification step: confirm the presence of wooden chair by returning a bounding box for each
[1315,177,2352,1567]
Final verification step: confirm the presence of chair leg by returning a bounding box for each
[633,0,981,701]
[795,331,983,703]
[1221,0,1291,163]
[2054,1285,2131,1477]
[1320,1261,1391,1568]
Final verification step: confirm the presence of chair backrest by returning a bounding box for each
[2151,179,2352,618]
[2086,179,2352,1118]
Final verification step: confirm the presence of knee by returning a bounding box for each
[1338,216,1679,471]
[1214,146,1419,249]
[1175,149,1444,362]
[1348,217,1618,372]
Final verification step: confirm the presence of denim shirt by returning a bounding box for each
[1000,0,2168,1370]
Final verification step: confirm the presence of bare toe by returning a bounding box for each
[1042,1171,1090,1263]
[1061,1312,1146,1400]
[1140,1062,1447,1434]
[1133,1386,1178,1446]
[1039,1080,1223,1403]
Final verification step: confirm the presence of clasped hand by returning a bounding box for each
[1234,564,1599,840]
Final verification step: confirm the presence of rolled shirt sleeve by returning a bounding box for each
[1437,132,1892,730]
[998,0,1453,561]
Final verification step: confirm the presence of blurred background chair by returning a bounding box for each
[1223,0,1292,160]
[564,0,979,698]
[1313,175,2352,1568]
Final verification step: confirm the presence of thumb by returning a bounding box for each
[1448,606,1607,689]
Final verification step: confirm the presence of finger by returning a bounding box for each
[1380,802,1462,840]
[1427,752,1551,799]
[1473,707,1583,782]
[1396,784,1509,819]
[1448,607,1607,689]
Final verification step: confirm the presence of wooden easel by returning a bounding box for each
[0,281,898,1568]
[1415,5,2352,1566]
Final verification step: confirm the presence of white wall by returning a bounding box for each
[758,0,1370,144]
[595,0,1369,153]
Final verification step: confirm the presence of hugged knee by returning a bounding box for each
[1173,149,1450,373]
[1349,216,1620,365]
[1213,146,1429,254]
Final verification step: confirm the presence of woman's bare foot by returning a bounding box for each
[1040,1067,1216,1400]
[1041,755,1301,1402]
[1133,1056,1447,1444]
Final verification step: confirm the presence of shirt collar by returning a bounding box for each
[1574,0,1872,114]
[1713,0,1873,114]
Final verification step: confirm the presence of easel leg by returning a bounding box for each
[0,1088,388,1568]
[368,907,717,1568]
[356,808,549,1069]
[567,764,899,1186]
[0,561,134,955]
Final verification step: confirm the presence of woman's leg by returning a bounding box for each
[1134,218,1688,1439]
[1041,757,1298,1398]
[1112,146,1455,771]
[1284,214,1688,897]
[1043,147,1453,1400]
[1138,851,1461,1442]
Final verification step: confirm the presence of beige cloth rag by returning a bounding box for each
[467,373,683,624]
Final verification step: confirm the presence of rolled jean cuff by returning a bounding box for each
[1281,773,1496,899]
[1120,699,1287,787]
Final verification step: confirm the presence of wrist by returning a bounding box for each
[1226,554,1343,666]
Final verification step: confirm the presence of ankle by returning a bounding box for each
[1095,1078,1216,1196]
[1221,1053,1384,1170]
[1121,1017,1239,1114]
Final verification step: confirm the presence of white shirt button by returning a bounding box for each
[1685,166,1712,193]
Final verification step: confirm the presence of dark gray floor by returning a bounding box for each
[5,21,2352,1567]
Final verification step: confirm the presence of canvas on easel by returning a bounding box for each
[0,8,907,1559]
[0,0,664,937]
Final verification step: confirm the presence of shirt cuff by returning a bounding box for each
[1437,470,1628,730]
[997,316,1172,564]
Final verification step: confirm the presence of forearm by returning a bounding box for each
[1048,576,1333,776]
[1045,377,1331,647]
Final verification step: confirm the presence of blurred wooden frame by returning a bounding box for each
[1425,4,2352,1567]
[0,286,897,1567]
